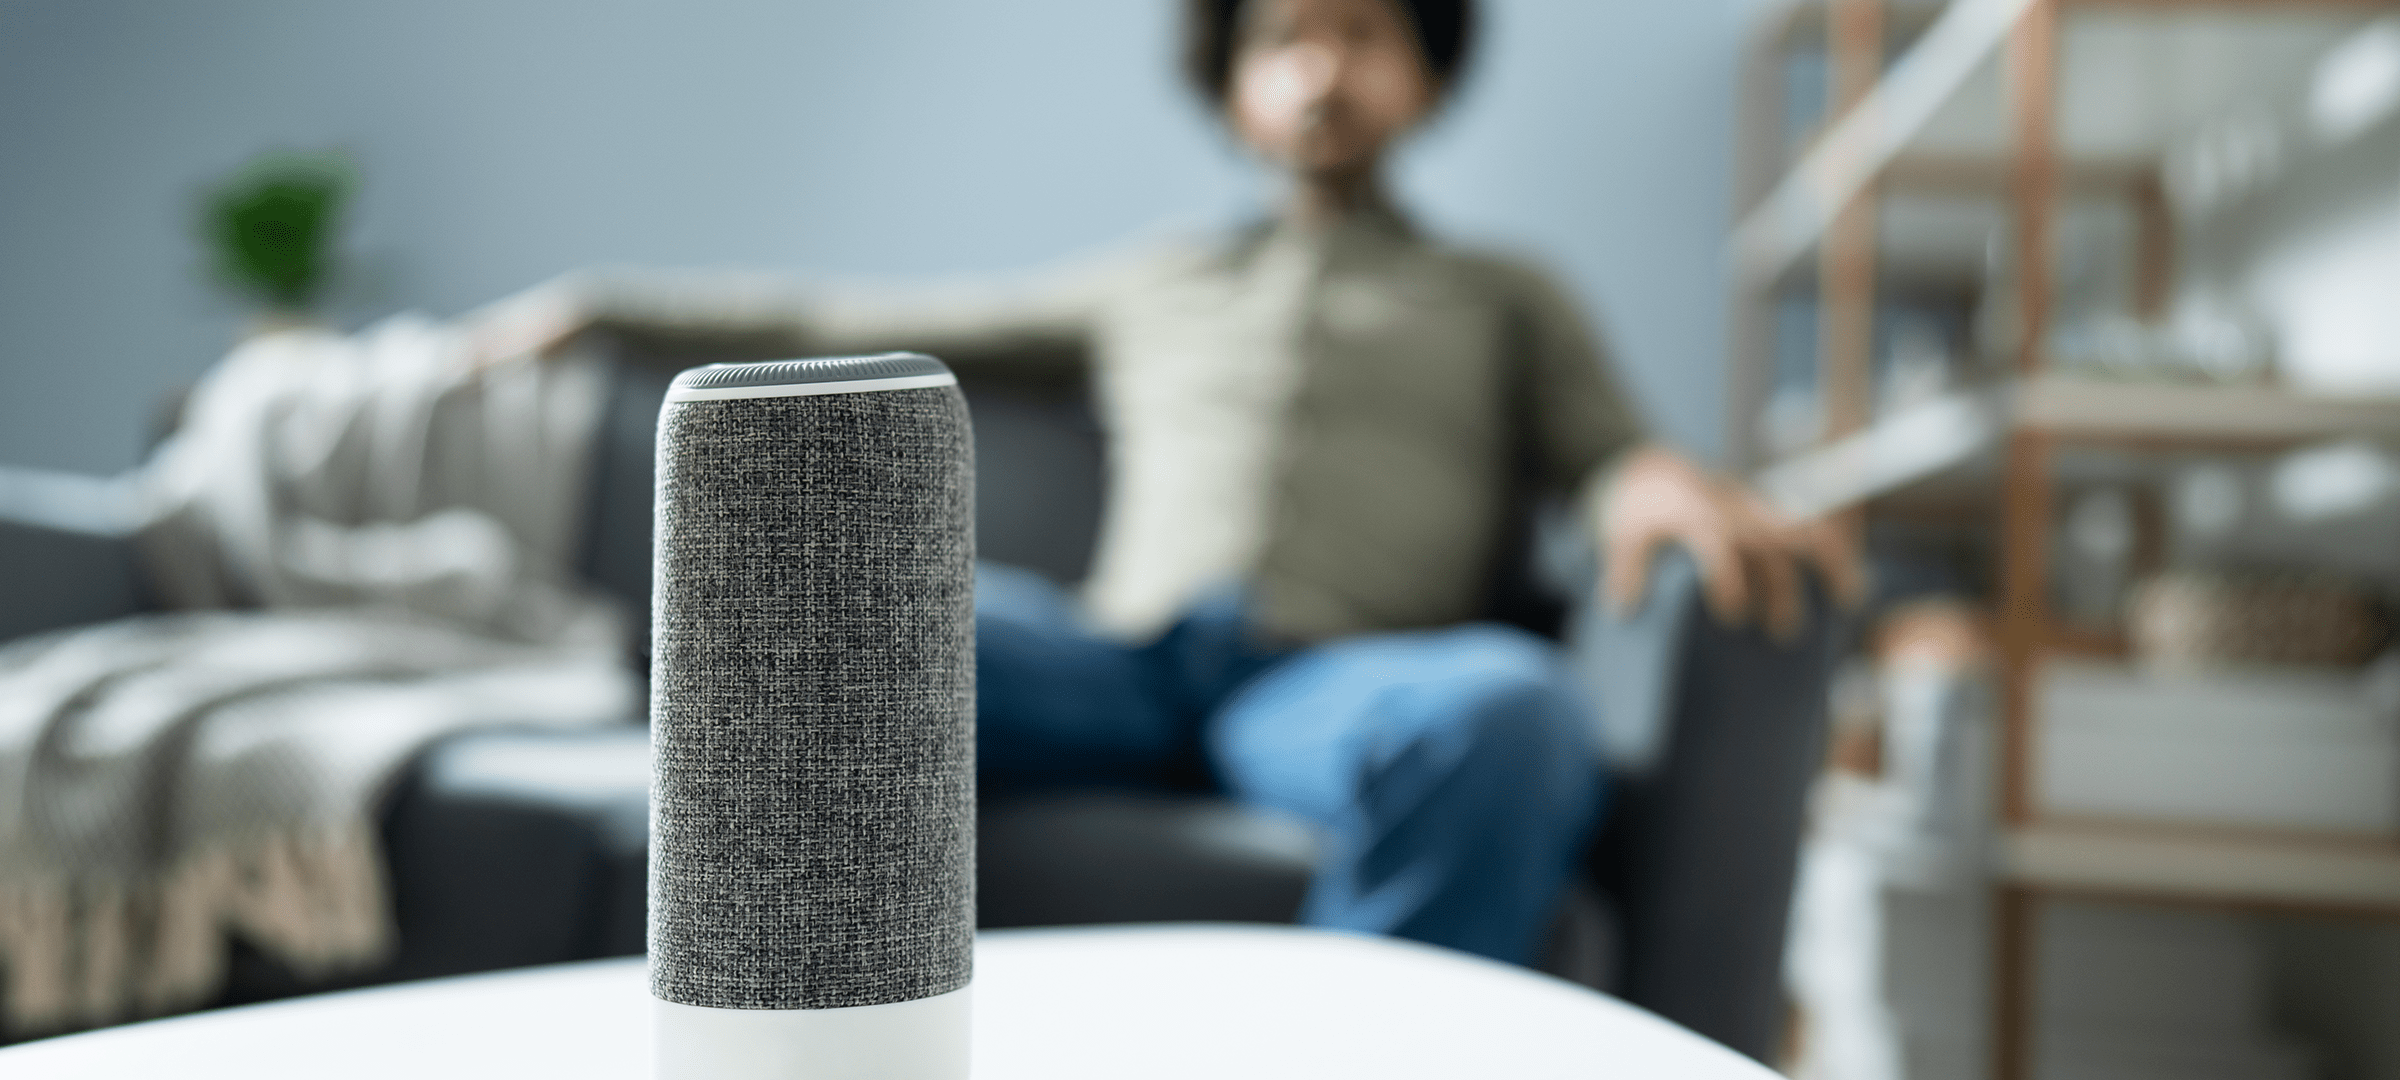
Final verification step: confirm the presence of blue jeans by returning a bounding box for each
[975,564,1605,966]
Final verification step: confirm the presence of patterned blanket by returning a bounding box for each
[0,318,634,1036]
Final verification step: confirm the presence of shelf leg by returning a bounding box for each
[1996,7,2056,1080]
[1819,0,1883,451]
[1993,884,2038,1080]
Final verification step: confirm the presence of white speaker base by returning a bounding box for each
[653,984,971,1080]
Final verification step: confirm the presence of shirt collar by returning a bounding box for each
[1232,190,1420,270]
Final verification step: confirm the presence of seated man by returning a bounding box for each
[477,0,1856,967]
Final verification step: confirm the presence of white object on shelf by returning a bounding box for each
[2247,189,2400,396]
[2307,16,2400,144]
[1787,667,1995,1080]
[2038,659,2400,834]
[2270,440,2399,520]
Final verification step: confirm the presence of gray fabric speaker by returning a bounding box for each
[648,353,975,1080]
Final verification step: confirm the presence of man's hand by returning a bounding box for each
[1600,446,1865,639]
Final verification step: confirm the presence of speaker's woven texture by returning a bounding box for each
[650,385,975,1011]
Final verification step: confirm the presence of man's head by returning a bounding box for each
[1185,0,1475,180]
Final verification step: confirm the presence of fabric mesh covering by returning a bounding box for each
[649,380,975,1011]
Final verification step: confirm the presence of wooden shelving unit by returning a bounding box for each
[1730,2,2400,1078]
[2005,820,2400,913]
[2015,375,2400,443]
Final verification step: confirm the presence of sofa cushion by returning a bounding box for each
[977,790,1319,928]
[379,726,653,980]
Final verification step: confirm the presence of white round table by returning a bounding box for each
[0,925,1775,1079]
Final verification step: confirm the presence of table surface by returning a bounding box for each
[1,925,1776,1079]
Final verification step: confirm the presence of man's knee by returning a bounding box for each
[1447,683,1590,775]
[1380,625,1591,765]
[1434,624,1577,716]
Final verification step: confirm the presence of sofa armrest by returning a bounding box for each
[0,465,152,642]
[1565,550,1700,775]
[0,519,150,643]
[1570,546,1839,1063]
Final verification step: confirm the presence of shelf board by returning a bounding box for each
[2005,819,2400,911]
[2015,376,2400,443]
[2043,625,2128,658]
[1881,151,2153,194]
[1747,375,2400,517]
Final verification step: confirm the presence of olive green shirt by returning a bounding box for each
[578,203,1642,642]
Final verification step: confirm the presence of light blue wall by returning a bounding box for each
[0,0,1760,472]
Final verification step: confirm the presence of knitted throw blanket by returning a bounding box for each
[0,318,635,1037]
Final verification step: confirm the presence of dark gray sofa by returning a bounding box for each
[0,336,1837,1062]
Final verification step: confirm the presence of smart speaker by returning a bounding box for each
[649,353,975,1080]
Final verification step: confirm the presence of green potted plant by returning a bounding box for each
[201,149,354,333]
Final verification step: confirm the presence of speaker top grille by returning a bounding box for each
[667,353,955,402]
